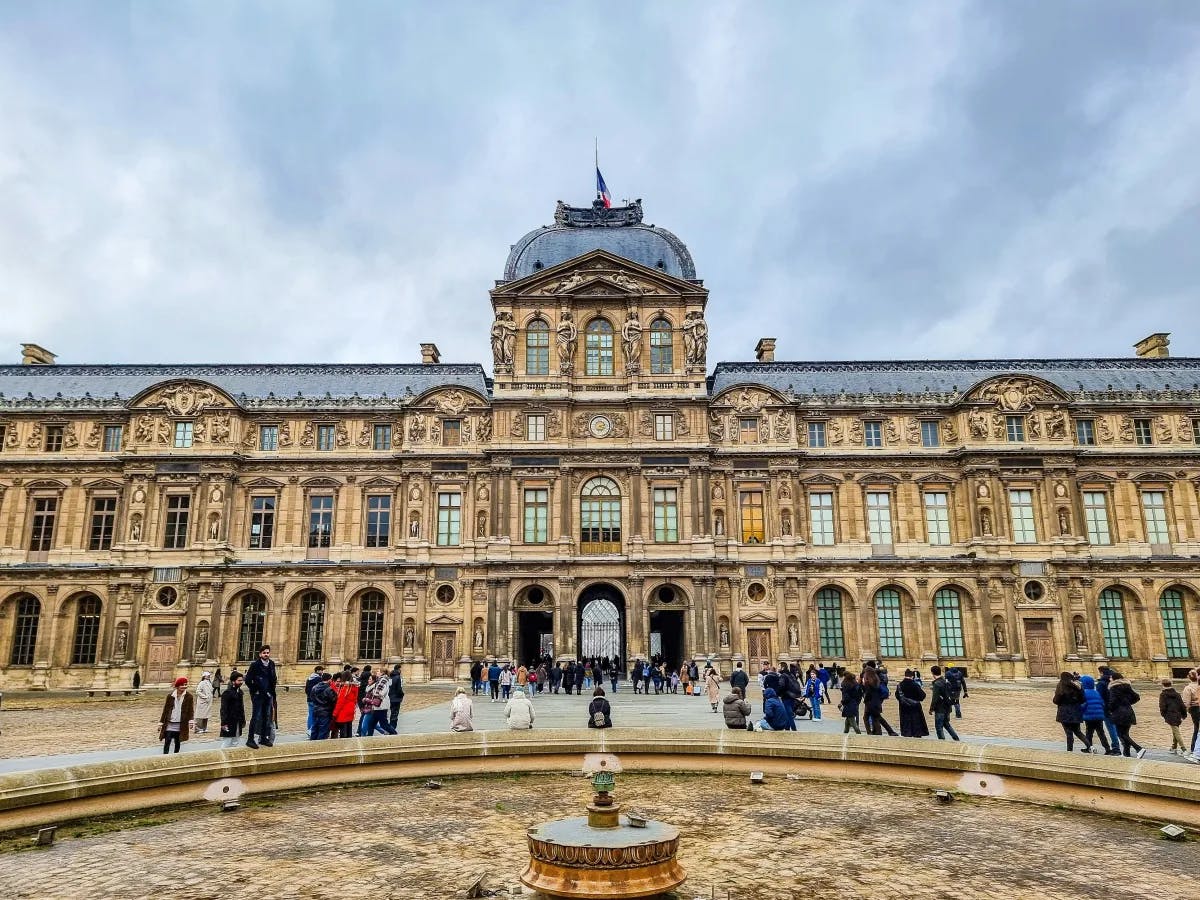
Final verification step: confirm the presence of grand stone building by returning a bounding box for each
[1,199,1198,689]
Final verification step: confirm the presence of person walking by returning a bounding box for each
[928,665,960,741]
[244,644,277,749]
[608,660,619,693]
[219,671,246,748]
[816,664,832,703]
[723,687,752,730]
[587,687,612,728]
[308,672,337,740]
[516,664,529,697]
[838,673,862,734]
[194,672,215,735]
[1159,679,1187,756]
[387,664,405,731]
[505,687,536,730]
[1053,671,1091,753]
[488,660,501,702]
[331,674,359,738]
[1182,669,1200,760]
[582,660,593,692]
[862,665,897,736]
[946,666,968,718]
[1096,667,1122,753]
[365,673,397,736]
[574,661,586,696]
[537,662,550,694]
[450,686,474,732]
[753,687,795,731]
[1107,673,1145,758]
[469,660,484,696]
[704,665,722,713]
[158,677,194,754]
[212,668,224,700]
[1079,675,1113,754]
[303,665,324,732]
[550,661,563,695]
[896,669,929,738]
[730,662,749,701]
[804,669,823,721]
[631,659,643,695]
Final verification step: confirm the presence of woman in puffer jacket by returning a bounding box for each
[722,688,751,730]
[1052,671,1091,752]
[1107,674,1145,758]
[754,687,795,731]
[1079,675,1112,754]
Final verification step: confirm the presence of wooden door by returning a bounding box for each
[147,625,178,683]
[431,631,456,679]
[747,628,772,666]
[1023,620,1056,677]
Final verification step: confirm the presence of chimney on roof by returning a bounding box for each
[21,344,56,366]
[1133,333,1170,359]
[755,338,776,363]
[420,343,441,365]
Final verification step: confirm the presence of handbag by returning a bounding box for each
[693,683,702,696]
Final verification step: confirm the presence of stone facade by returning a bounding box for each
[0,201,1198,688]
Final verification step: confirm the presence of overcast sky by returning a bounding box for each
[2,2,1199,369]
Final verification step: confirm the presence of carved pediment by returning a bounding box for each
[360,476,399,489]
[413,387,489,415]
[800,474,841,486]
[427,614,463,626]
[914,473,956,485]
[130,380,238,416]
[84,478,124,492]
[1131,471,1174,483]
[738,611,777,623]
[244,477,286,490]
[965,375,1068,411]
[713,386,786,413]
[301,477,342,489]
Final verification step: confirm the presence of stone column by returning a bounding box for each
[627,575,645,660]
[559,576,576,658]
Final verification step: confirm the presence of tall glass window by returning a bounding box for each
[863,421,883,447]
[357,591,385,660]
[308,495,333,548]
[523,488,549,543]
[1005,416,1025,442]
[436,492,461,546]
[173,421,193,448]
[297,591,325,661]
[1008,489,1037,543]
[649,319,673,374]
[1098,589,1130,658]
[317,425,336,451]
[1160,589,1190,658]
[875,589,904,657]
[585,319,614,376]
[526,319,551,375]
[373,424,392,450]
[1141,490,1170,544]
[236,594,267,662]
[163,495,190,549]
[249,496,275,549]
[259,425,278,451]
[9,596,40,665]
[71,595,102,665]
[809,492,835,545]
[365,495,391,548]
[580,477,621,553]
[739,491,765,543]
[923,492,950,545]
[1082,491,1111,545]
[653,487,679,542]
[816,588,845,658]
[88,496,117,551]
[934,588,965,656]
[921,421,940,448]
[1075,419,1095,445]
[866,492,892,545]
[808,421,826,448]
[29,497,57,551]
[102,425,123,452]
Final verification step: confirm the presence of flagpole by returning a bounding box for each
[594,138,599,199]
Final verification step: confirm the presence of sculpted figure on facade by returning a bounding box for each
[1097,416,1115,443]
[827,419,844,445]
[780,509,792,536]
[476,413,492,442]
[942,417,960,444]
[708,411,725,441]
[967,409,989,440]
[979,508,993,536]
[490,312,517,368]
[408,513,420,537]
[714,510,725,535]
[114,623,129,658]
[299,422,316,448]
[620,310,642,372]
[772,411,791,442]
[556,310,578,374]
[208,414,231,445]
[408,412,427,442]
[848,420,863,445]
[719,621,730,647]
[977,377,1051,411]
[1027,413,1042,440]
[993,622,1006,648]
[681,311,708,367]
[194,624,209,657]
[1045,408,1067,440]
[884,418,901,445]
[1058,508,1071,536]
[278,422,293,448]
[129,513,143,542]
[135,414,169,445]
[84,423,102,449]
[905,418,921,445]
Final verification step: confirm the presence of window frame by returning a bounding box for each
[525,319,551,375]
[317,424,336,451]
[372,424,392,451]
[249,495,276,550]
[1098,589,1130,658]
[258,424,279,452]
[1082,490,1111,545]
[1005,415,1025,443]
[357,591,386,660]
[807,421,826,449]
[652,486,679,543]
[172,421,193,449]
[648,319,673,374]
[1075,419,1095,446]
[308,494,334,548]
[584,318,614,376]
[738,490,765,544]
[1133,418,1153,446]
[1008,488,1037,543]
[162,493,191,549]
[866,491,893,546]
[44,425,64,452]
[9,596,40,666]
[863,420,883,448]
[1159,589,1190,659]
[28,495,59,552]
[70,595,102,665]
[654,413,674,442]
[934,588,965,656]
[923,491,951,545]
[875,588,905,657]
[526,414,546,442]
[816,588,845,658]
[88,495,118,551]
[808,491,835,546]
[236,594,267,663]
[522,487,549,544]
[738,417,759,444]
[442,419,462,447]
[436,491,462,546]
[297,591,326,662]
[1141,489,1170,544]
[920,420,940,448]
[102,425,123,452]
[579,476,622,553]
[365,494,392,548]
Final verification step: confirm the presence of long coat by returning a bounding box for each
[895,679,929,737]
[705,669,722,704]
[194,678,215,719]
[159,690,195,742]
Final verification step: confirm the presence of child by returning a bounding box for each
[1159,678,1188,755]
[670,669,681,694]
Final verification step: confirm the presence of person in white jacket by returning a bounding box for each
[450,686,474,732]
[194,672,215,734]
[504,688,535,730]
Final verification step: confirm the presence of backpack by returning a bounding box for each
[879,680,890,700]
[592,710,606,727]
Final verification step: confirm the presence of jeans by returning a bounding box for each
[310,716,332,741]
[367,710,396,736]
[934,711,960,741]
[810,696,822,720]
[583,676,593,689]
[953,701,963,718]
[610,675,618,692]
[843,715,861,734]
[1083,720,1110,753]
[755,720,774,731]
[471,678,481,695]
[1061,722,1089,751]
[1116,724,1142,756]
[306,701,314,732]
[490,680,499,700]
[501,684,511,700]
[1189,707,1200,753]
[632,679,641,694]
[249,693,273,742]
[1103,717,1120,750]
[389,701,402,730]
[162,729,181,753]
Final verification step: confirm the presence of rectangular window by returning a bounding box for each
[1134,418,1153,445]
[173,421,193,448]
[372,424,392,450]
[1008,489,1037,543]
[1160,591,1190,659]
[923,492,951,545]
[308,495,333,548]
[866,492,892,545]
[653,487,679,542]
[88,496,117,551]
[44,425,64,452]
[1075,419,1095,446]
[102,425,123,452]
[259,425,278,451]
[875,592,904,657]
[358,595,385,660]
[71,597,102,665]
[317,425,336,451]
[523,488,549,543]
[816,590,845,658]
[585,325,614,376]
[442,419,461,447]
[739,491,765,543]
[739,418,759,444]
[809,492,834,546]
[649,324,673,374]
[807,421,826,449]
[163,495,191,548]
[864,421,883,448]
[249,496,275,549]
[1142,490,1170,544]
[0,424,6,452]
[526,414,546,442]
[1193,418,1200,445]
[29,497,58,551]
[1082,491,1111,545]
[935,592,966,656]
[1099,593,1130,658]
[365,495,391,548]
[526,324,550,375]
[437,492,461,546]
[1005,415,1025,442]
[920,421,940,448]
[654,414,674,441]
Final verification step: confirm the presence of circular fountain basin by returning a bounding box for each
[522,814,685,899]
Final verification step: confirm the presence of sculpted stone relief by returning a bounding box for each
[143,383,228,417]
[490,312,518,368]
[620,309,642,374]
[681,311,708,368]
[556,310,578,374]
[974,377,1055,412]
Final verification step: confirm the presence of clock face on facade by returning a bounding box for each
[589,415,613,438]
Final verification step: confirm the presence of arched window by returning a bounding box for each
[9,595,40,665]
[297,591,325,661]
[580,477,621,554]
[874,588,904,658]
[1098,589,1130,658]
[816,588,844,658]
[358,590,386,660]
[236,593,267,662]
[526,319,550,376]
[71,595,102,665]
[649,319,673,374]
[1160,589,1190,658]
[585,319,614,376]
[934,588,965,656]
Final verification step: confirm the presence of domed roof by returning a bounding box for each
[503,200,697,282]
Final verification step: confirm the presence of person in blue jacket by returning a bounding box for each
[754,687,796,731]
[1079,675,1112,754]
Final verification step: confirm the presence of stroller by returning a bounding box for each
[791,696,812,720]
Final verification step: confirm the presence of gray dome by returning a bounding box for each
[503,200,697,282]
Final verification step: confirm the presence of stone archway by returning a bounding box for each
[577,583,625,665]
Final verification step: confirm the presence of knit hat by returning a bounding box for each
[174,677,189,687]
[201,671,211,678]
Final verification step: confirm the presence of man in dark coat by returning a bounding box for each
[730,662,750,699]
[308,672,337,740]
[896,669,929,738]
[469,660,484,696]
[244,644,277,749]
[929,665,960,741]
[388,665,406,731]
[220,671,246,747]
[549,662,563,694]
[303,665,324,733]
[574,661,586,695]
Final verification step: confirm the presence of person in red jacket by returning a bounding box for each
[331,674,359,739]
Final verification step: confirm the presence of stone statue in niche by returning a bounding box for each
[130,513,143,542]
[194,624,209,657]
[476,511,487,538]
[980,508,993,536]
[714,510,725,536]
[1058,508,1071,536]
[780,509,792,536]
[409,514,420,538]
[114,624,129,658]
[620,309,642,370]
[993,623,1006,647]
[208,513,221,540]
[490,312,517,367]
[1074,625,1087,649]
[556,310,578,373]
[404,626,415,651]
[788,620,799,646]
[719,621,730,647]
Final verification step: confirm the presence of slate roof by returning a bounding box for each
[711,359,1200,401]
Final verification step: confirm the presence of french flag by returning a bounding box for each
[596,168,612,208]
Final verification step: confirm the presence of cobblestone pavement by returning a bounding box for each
[2,773,1196,899]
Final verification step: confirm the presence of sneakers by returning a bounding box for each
[245,739,259,750]
[1135,748,1147,759]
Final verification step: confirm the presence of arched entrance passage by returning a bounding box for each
[648,584,685,671]
[577,583,625,665]
[516,585,554,666]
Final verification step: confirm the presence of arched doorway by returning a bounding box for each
[516,585,554,665]
[577,583,624,666]
[648,584,685,670]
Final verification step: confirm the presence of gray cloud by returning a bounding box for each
[1,1,1198,368]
